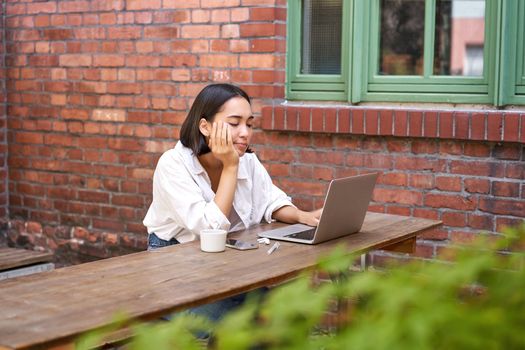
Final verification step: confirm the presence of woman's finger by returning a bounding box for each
[226,123,233,146]
[209,122,216,149]
[221,122,227,147]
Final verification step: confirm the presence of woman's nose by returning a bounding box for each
[238,124,250,137]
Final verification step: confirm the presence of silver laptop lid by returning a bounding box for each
[310,172,378,243]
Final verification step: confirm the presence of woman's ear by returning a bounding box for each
[199,118,210,137]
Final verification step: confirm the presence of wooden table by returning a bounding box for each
[0,248,54,281]
[0,212,440,350]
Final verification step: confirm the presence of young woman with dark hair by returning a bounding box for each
[143,83,321,322]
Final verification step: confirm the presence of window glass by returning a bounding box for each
[434,0,485,76]
[379,0,425,75]
[301,0,342,75]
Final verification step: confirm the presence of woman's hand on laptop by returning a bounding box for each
[298,208,323,227]
[272,206,323,227]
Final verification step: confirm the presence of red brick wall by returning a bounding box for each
[2,1,523,265]
[0,0,8,238]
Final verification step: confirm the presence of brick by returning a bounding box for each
[285,107,298,131]
[127,0,161,10]
[59,54,92,67]
[181,25,220,38]
[419,227,448,240]
[250,8,275,21]
[491,181,520,197]
[521,114,525,143]
[424,194,476,211]
[378,172,407,186]
[240,54,274,68]
[479,198,525,217]
[408,111,423,137]
[468,214,494,231]
[192,9,210,23]
[325,109,337,133]
[464,143,490,157]
[372,188,423,205]
[464,178,490,194]
[59,1,90,12]
[201,0,240,7]
[439,111,453,139]
[365,110,378,135]
[409,174,433,189]
[144,26,178,39]
[492,144,521,160]
[61,109,90,120]
[219,24,239,39]
[450,160,504,177]
[231,8,249,22]
[454,112,469,139]
[211,9,230,22]
[15,132,43,144]
[200,54,238,68]
[435,176,461,192]
[471,112,486,140]
[503,113,520,142]
[311,108,323,132]
[163,0,199,8]
[505,163,524,179]
[379,110,393,135]
[351,109,364,134]
[250,38,277,53]
[90,0,124,11]
[487,113,502,141]
[338,109,350,133]
[423,111,438,137]
[411,140,437,154]
[107,26,141,39]
[395,156,445,172]
[27,2,57,14]
[240,23,275,37]
[442,212,467,227]
[393,110,408,136]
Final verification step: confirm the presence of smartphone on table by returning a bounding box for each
[226,239,258,250]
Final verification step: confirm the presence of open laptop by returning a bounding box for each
[258,172,379,244]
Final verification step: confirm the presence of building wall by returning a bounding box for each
[0,0,8,239]
[2,0,524,265]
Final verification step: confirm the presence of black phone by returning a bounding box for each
[225,239,258,250]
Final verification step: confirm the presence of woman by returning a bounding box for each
[143,83,321,320]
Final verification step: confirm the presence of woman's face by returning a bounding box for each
[209,96,254,156]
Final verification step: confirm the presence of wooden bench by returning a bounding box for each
[0,247,54,281]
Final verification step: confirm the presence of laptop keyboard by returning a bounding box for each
[285,228,316,241]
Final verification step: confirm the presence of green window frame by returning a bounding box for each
[286,0,525,106]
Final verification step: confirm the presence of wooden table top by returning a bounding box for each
[0,212,440,350]
[0,248,53,271]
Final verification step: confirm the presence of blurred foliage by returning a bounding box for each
[77,224,525,349]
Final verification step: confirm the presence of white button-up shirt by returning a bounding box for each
[143,142,294,243]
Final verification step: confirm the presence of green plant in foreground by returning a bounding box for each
[77,224,525,349]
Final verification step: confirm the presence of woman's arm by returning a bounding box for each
[272,206,323,227]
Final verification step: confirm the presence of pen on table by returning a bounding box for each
[267,242,280,255]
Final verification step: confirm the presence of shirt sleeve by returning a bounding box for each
[251,155,296,223]
[152,153,231,235]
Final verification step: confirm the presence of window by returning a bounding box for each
[287,0,525,106]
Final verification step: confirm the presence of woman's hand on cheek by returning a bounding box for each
[209,121,239,168]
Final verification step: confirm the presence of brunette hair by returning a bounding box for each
[179,83,253,155]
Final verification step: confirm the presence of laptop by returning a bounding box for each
[258,172,379,244]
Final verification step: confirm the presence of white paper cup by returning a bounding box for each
[200,229,227,252]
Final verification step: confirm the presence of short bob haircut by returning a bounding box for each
[180,83,253,156]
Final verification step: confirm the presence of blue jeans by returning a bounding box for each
[147,233,256,322]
